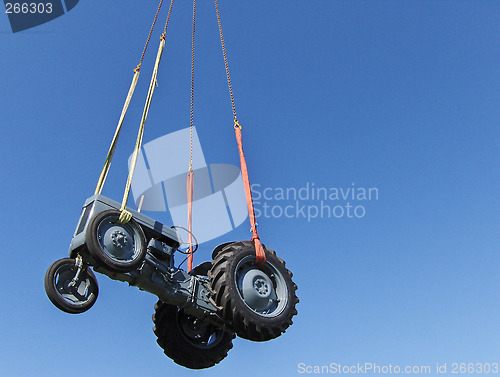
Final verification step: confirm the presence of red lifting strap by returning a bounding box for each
[186,170,194,272]
[235,124,266,266]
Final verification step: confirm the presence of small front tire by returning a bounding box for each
[44,258,98,314]
[86,210,146,272]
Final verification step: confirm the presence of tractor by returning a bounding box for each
[45,194,298,369]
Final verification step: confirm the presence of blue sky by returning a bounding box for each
[0,1,499,376]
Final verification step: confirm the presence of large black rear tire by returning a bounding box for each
[152,301,235,369]
[208,241,298,341]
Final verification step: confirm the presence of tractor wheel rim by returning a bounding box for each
[54,264,93,304]
[97,216,141,262]
[235,256,288,317]
[177,310,223,349]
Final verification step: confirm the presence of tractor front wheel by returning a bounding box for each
[86,210,146,272]
[44,258,98,314]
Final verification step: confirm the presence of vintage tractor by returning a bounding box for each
[45,194,298,369]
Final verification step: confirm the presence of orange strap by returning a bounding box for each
[215,0,265,266]
[235,123,266,266]
[185,0,196,273]
[186,170,194,272]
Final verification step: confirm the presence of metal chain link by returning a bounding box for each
[214,0,239,126]
[135,0,164,72]
[161,0,175,40]
[189,0,196,172]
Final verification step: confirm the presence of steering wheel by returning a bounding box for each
[170,225,199,255]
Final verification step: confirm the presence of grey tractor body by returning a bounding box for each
[68,194,221,324]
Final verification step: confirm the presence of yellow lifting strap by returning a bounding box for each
[119,36,166,224]
[94,69,140,196]
[94,0,165,196]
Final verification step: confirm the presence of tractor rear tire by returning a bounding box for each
[152,301,235,369]
[208,241,298,341]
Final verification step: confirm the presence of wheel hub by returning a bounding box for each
[179,314,209,340]
[253,278,270,296]
[239,268,276,312]
[233,255,290,318]
[111,231,127,248]
[99,224,135,260]
[54,265,92,304]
